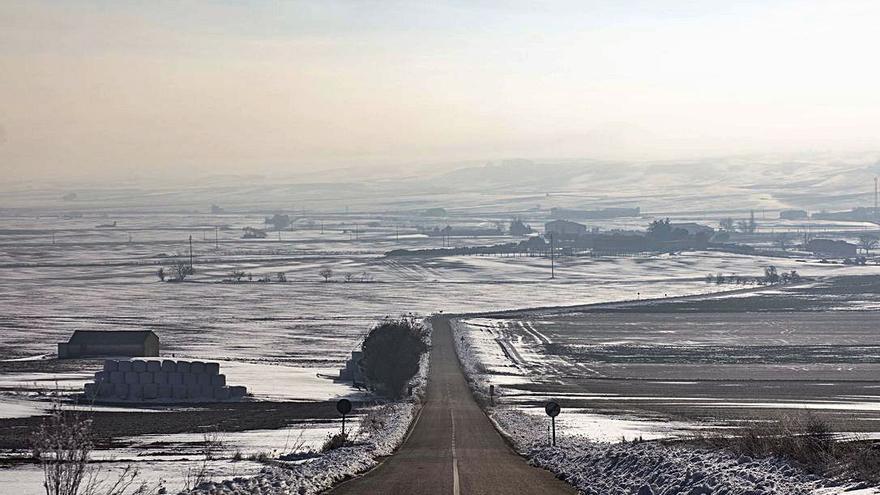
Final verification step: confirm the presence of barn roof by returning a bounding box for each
[67,330,157,345]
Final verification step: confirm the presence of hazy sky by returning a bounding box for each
[1,1,879,181]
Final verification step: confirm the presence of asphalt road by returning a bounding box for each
[331,317,575,495]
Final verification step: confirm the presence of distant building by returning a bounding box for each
[509,219,533,236]
[58,331,159,359]
[779,209,808,220]
[519,236,548,252]
[812,207,879,222]
[545,219,587,236]
[592,234,648,254]
[668,223,715,236]
[806,238,858,258]
[265,213,291,230]
[242,227,267,239]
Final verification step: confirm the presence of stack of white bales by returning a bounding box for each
[83,359,247,402]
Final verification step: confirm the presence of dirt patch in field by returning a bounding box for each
[0,400,347,451]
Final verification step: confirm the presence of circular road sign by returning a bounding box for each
[337,398,352,415]
[545,401,561,418]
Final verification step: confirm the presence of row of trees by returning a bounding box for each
[705,266,800,285]
[223,271,287,283]
[319,268,374,283]
[157,266,382,283]
[719,211,758,234]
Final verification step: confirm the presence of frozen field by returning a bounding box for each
[454,278,880,444]
[1,212,876,413]
[1,205,879,492]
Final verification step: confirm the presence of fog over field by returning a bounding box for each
[3,1,880,494]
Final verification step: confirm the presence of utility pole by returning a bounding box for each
[215,227,219,250]
[321,221,324,235]
[396,225,399,242]
[52,231,55,245]
[189,235,193,270]
[550,232,555,279]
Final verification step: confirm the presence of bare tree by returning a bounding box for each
[172,261,190,282]
[32,404,91,495]
[275,272,287,283]
[319,267,333,282]
[735,212,757,233]
[156,268,165,282]
[343,273,355,283]
[859,234,879,255]
[32,401,160,495]
[719,217,735,231]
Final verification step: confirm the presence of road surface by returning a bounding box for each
[331,317,575,495]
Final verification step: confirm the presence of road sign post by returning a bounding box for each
[545,401,560,446]
[337,398,352,436]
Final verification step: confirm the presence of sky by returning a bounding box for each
[1,0,879,182]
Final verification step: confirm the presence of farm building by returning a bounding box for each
[668,222,715,236]
[779,209,809,220]
[58,330,160,359]
[806,239,858,258]
[544,219,587,236]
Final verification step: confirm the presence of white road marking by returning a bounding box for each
[449,385,460,495]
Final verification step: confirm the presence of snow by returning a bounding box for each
[527,439,836,495]
[519,406,713,443]
[453,320,879,495]
[2,198,879,492]
[216,361,366,401]
[184,321,432,495]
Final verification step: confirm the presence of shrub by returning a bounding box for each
[360,315,428,399]
[690,413,880,483]
[321,432,350,452]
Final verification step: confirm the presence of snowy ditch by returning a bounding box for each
[183,321,432,495]
[451,319,878,495]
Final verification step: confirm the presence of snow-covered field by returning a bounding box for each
[452,314,880,495]
[452,301,880,441]
[1,198,879,493]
